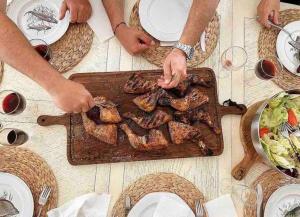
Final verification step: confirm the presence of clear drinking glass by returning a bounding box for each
[30,39,52,61]
[220,46,248,78]
[0,90,26,115]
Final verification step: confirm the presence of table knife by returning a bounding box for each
[256,184,264,217]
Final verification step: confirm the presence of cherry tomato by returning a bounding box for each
[288,109,298,127]
[259,128,269,138]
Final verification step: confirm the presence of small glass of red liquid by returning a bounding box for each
[255,56,283,80]
[0,90,26,115]
[30,39,52,61]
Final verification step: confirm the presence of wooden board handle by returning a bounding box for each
[219,99,247,117]
[231,153,257,180]
[37,114,69,127]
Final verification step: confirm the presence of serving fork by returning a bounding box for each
[280,123,300,161]
[195,200,204,217]
[37,186,51,217]
[285,122,300,137]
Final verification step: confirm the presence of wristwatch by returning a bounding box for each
[174,42,195,60]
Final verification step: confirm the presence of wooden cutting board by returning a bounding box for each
[37,69,247,165]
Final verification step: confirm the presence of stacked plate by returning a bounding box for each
[0,172,34,217]
[128,192,195,217]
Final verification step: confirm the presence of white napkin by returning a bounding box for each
[47,193,111,217]
[204,194,238,217]
[153,196,194,217]
[87,0,113,42]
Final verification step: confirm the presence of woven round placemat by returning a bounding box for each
[0,147,58,217]
[112,173,206,217]
[258,9,300,90]
[244,169,300,216]
[49,23,93,73]
[129,1,220,68]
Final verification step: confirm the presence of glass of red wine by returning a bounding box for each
[0,90,26,115]
[255,56,283,80]
[0,128,28,146]
[30,39,52,61]
[220,46,248,78]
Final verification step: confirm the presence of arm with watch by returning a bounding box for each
[158,0,219,89]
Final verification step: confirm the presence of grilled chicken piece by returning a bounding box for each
[120,123,168,151]
[174,108,221,134]
[86,96,122,124]
[124,73,158,94]
[123,110,172,129]
[171,74,213,97]
[133,89,166,112]
[168,121,213,155]
[159,88,209,111]
[82,112,118,145]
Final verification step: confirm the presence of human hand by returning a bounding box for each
[158,48,187,89]
[49,78,95,113]
[257,0,280,28]
[116,24,155,55]
[59,0,92,23]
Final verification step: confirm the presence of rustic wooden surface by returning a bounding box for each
[38,69,246,165]
[1,0,299,216]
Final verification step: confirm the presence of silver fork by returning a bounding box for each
[285,122,300,137]
[195,200,204,217]
[125,195,131,216]
[280,123,300,161]
[37,186,51,217]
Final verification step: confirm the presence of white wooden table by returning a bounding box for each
[1,0,299,216]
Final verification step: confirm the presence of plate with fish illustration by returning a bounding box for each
[7,0,70,44]
[0,172,34,217]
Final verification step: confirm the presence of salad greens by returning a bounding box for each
[259,92,300,170]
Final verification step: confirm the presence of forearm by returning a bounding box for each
[102,0,124,30]
[0,13,64,92]
[180,0,219,46]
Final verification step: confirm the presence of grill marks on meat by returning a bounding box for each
[159,88,209,112]
[82,112,118,145]
[172,74,212,96]
[133,89,166,112]
[123,110,172,129]
[174,108,221,134]
[86,96,122,124]
[120,123,168,151]
[124,73,158,94]
[168,121,213,156]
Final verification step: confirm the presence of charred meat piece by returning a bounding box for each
[159,88,209,112]
[171,75,212,97]
[86,96,122,124]
[123,110,172,129]
[82,112,118,145]
[168,121,213,156]
[174,108,221,134]
[188,74,212,87]
[124,73,158,94]
[133,89,166,112]
[120,123,168,151]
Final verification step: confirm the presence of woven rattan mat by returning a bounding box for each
[49,23,93,73]
[258,9,300,90]
[0,147,58,217]
[244,169,300,216]
[112,173,206,217]
[129,0,220,68]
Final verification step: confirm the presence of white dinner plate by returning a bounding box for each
[128,192,195,217]
[276,21,300,76]
[7,0,70,45]
[264,184,300,217]
[139,0,192,41]
[0,172,34,217]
